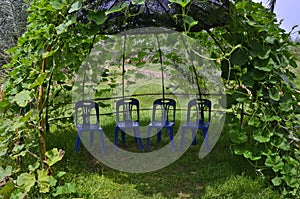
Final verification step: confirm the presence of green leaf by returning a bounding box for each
[254,58,274,72]
[45,148,65,167]
[42,49,58,58]
[268,87,280,101]
[0,166,12,182]
[282,175,299,188]
[50,1,63,10]
[0,148,7,157]
[12,144,25,153]
[221,59,233,80]
[271,176,282,186]
[105,2,127,15]
[248,116,261,127]
[229,129,248,144]
[289,58,297,68]
[276,54,289,67]
[253,129,272,143]
[265,115,281,122]
[28,162,40,172]
[20,110,33,123]
[169,0,191,7]
[283,156,299,166]
[265,36,276,44]
[243,150,261,161]
[53,183,76,197]
[30,73,47,89]
[131,0,145,5]
[65,183,76,193]
[10,191,26,199]
[250,41,271,59]
[49,176,58,187]
[275,138,291,151]
[263,115,281,122]
[279,100,293,112]
[230,48,248,66]
[37,169,50,193]
[251,69,267,81]
[56,23,67,35]
[56,16,77,35]
[234,147,247,156]
[88,11,107,25]
[17,173,36,192]
[13,90,32,107]
[183,15,198,27]
[265,155,284,172]
[57,171,66,178]
[68,0,82,13]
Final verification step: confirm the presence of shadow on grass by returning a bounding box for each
[46,123,281,199]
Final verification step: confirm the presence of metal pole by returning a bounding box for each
[122,34,127,99]
[179,34,202,100]
[155,34,165,100]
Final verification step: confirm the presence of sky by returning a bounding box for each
[252,0,300,38]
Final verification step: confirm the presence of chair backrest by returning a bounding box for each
[186,99,211,123]
[75,100,100,126]
[116,98,139,123]
[152,98,176,123]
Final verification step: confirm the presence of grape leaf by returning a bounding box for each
[68,0,82,13]
[13,91,32,107]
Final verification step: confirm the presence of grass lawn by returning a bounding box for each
[46,122,283,199]
[44,62,288,198]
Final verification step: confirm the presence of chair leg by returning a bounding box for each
[90,131,94,147]
[157,129,162,143]
[167,127,175,152]
[134,128,143,151]
[121,130,126,144]
[75,130,82,153]
[192,129,197,145]
[114,126,119,148]
[203,128,210,152]
[181,127,186,150]
[99,129,104,153]
[146,126,152,151]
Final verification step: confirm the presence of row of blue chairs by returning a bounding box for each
[74,98,211,153]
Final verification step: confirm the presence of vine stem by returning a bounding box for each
[206,29,226,54]
[38,45,51,163]
[45,69,53,136]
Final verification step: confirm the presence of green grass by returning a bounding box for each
[46,122,283,199]
[44,68,286,198]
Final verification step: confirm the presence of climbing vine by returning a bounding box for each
[0,0,107,197]
[196,1,300,196]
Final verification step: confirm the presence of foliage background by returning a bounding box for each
[0,0,299,198]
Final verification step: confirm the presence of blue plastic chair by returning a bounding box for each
[181,99,211,151]
[114,98,143,151]
[75,100,104,153]
[146,98,176,151]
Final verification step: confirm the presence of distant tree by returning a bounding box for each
[0,0,28,70]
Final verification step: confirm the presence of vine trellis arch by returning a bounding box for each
[1,0,300,197]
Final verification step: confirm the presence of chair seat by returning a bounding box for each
[114,98,143,151]
[77,124,103,130]
[149,121,174,127]
[75,100,104,153]
[117,121,139,128]
[146,98,176,151]
[181,99,212,151]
